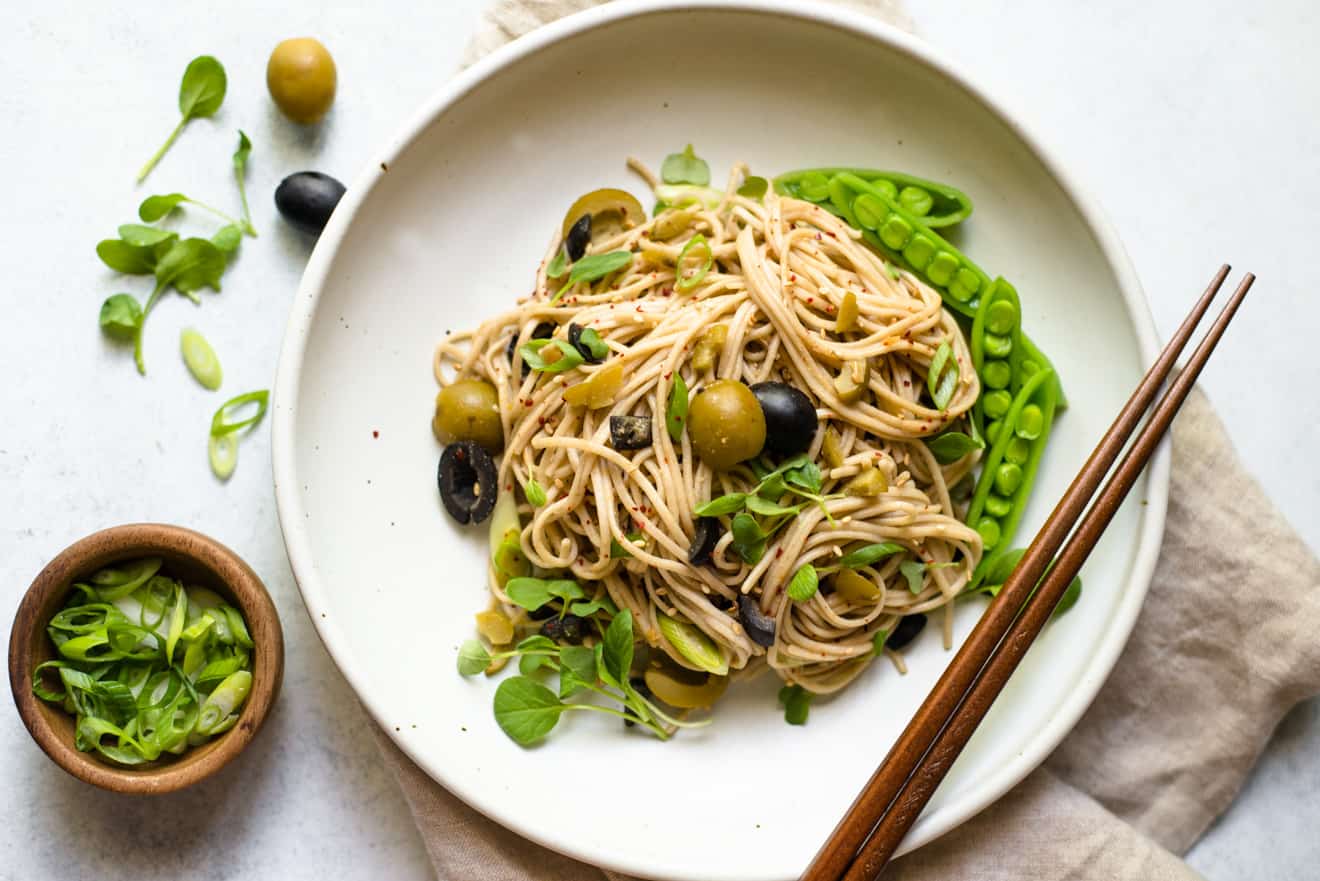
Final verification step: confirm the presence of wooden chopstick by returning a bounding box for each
[802,267,1254,881]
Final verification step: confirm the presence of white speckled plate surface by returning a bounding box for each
[272,2,1167,878]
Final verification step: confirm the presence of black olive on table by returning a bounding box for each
[541,614,590,644]
[688,516,722,565]
[275,171,346,235]
[750,382,817,456]
[564,213,592,261]
[437,441,498,524]
[738,595,776,647]
[885,613,927,651]
[610,415,653,450]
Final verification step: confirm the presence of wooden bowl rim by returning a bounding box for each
[7,523,284,794]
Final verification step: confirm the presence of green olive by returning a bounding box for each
[560,189,646,242]
[433,380,502,451]
[267,38,337,124]
[687,380,765,470]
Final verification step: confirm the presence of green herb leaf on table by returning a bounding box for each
[787,564,819,602]
[211,224,244,254]
[524,478,548,507]
[900,559,926,594]
[98,294,143,342]
[96,239,163,275]
[516,635,559,674]
[661,144,711,186]
[837,542,905,569]
[117,224,178,248]
[553,250,634,301]
[232,130,256,236]
[927,339,958,412]
[138,193,190,222]
[519,339,584,374]
[154,237,227,301]
[666,373,688,442]
[180,327,222,390]
[557,645,598,698]
[493,676,565,745]
[926,430,982,464]
[138,55,227,183]
[778,684,812,725]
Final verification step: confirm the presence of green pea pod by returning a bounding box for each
[967,367,1058,561]
[774,167,973,228]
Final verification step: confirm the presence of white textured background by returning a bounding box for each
[1,2,1315,879]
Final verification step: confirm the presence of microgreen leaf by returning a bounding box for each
[139,193,189,222]
[787,564,819,602]
[601,610,635,685]
[524,478,548,507]
[546,248,568,280]
[96,239,161,275]
[568,595,619,618]
[693,493,747,518]
[516,635,559,674]
[138,56,227,183]
[675,233,713,291]
[783,460,823,495]
[609,532,644,559]
[837,542,905,569]
[520,338,584,374]
[117,224,178,248]
[926,430,982,464]
[745,496,804,518]
[492,676,565,744]
[457,640,492,676]
[871,629,890,656]
[558,645,597,698]
[730,513,766,564]
[661,144,711,186]
[155,237,227,297]
[505,577,585,612]
[928,339,957,412]
[211,224,243,254]
[1055,576,1083,617]
[737,176,769,199]
[666,373,688,443]
[575,326,609,361]
[900,559,926,594]
[778,684,812,725]
[98,294,143,342]
[553,250,633,301]
[232,130,256,236]
[758,474,787,501]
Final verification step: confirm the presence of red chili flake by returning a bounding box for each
[372,430,379,438]
[664,371,672,380]
[775,547,784,558]
[903,380,911,387]
[806,297,814,304]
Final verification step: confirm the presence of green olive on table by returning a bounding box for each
[433,380,502,452]
[687,380,765,470]
[267,38,337,124]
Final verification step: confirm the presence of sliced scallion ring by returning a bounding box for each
[675,233,713,292]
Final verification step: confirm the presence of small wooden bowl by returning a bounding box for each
[7,523,284,794]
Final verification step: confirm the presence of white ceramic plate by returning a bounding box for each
[272,3,1167,878]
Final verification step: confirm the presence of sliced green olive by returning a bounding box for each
[821,426,845,468]
[652,208,697,241]
[643,666,728,709]
[687,379,766,470]
[836,291,859,334]
[843,466,888,497]
[433,380,502,451]
[562,361,623,409]
[834,359,870,403]
[475,610,514,646]
[690,324,727,373]
[560,189,645,242]
[657,614,730,675]
[832,569,881,602]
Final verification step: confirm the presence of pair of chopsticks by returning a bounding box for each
[802,265,1255,881]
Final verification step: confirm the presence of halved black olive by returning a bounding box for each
[738,595,776,647]
[275,171,346,236]
[542,614,590,644]
[886,613,927,651]
[508,321,557,378]
[688,516,722,565]
[437,441,498,524]
[750,382,817,456]
[568,322,605,364]
[565,213,591,261]
[610,415,652,450]
[528,604,557,621]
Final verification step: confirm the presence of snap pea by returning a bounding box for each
[774,167,973,228]
[965,366,1058,557]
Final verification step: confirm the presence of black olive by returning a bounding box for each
[886,613,927,651]
[436,441,498,524]
[528,604,557,621]
[541,614,590,644]
[565,213,591,261]
[750,382,817,456]
[567,323,605,364]
[738,595,776,647]
[688,516,722,565]
[609,415,652,450]
[509,321,557,378]
[275,171,346,236]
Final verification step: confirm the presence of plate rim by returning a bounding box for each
[271,0,1169,876]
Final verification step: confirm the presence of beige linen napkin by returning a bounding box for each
[374,3,1320,878]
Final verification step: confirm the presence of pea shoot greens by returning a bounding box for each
[138,56,227,182]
